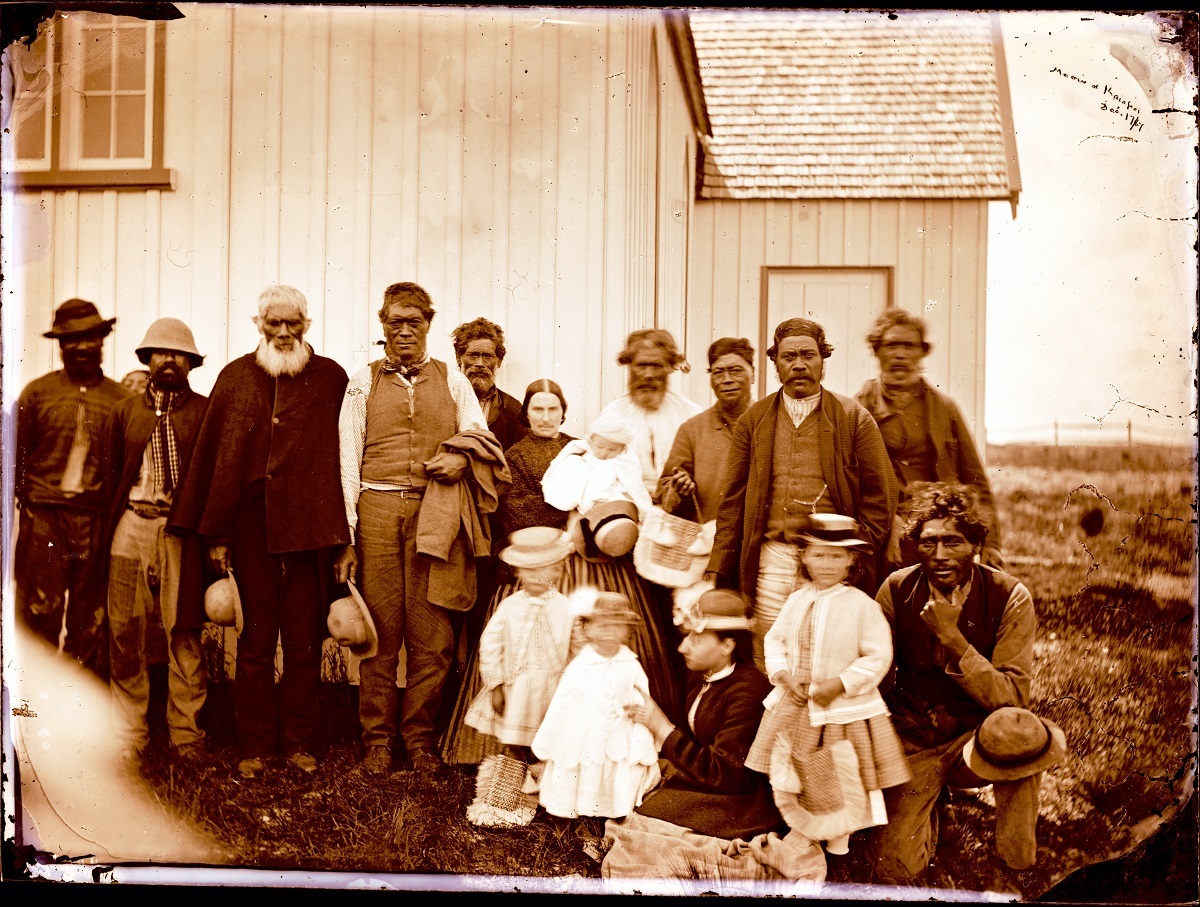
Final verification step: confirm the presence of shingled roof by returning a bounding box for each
[689,9,1018,201]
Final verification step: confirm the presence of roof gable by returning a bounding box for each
[690,9,1016,201]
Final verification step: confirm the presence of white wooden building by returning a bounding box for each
[2,5,1018,439]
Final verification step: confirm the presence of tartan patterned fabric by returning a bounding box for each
[148,386,182,492]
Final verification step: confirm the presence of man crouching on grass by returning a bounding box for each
[869,482,1062,882]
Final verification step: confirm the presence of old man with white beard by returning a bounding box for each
[170,285,350,779]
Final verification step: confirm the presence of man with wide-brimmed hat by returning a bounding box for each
[15,299,130,677]
[869,482,1050,881]
[101,317,211,765]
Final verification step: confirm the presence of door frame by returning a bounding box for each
[757,265,894,398]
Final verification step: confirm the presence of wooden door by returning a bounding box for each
[761,266,890,398]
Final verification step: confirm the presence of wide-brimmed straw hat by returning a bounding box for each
[800,513,869,548]
[43,298,116,339]
[499,526,574,569]
[204,571,243,635]
[135,317,205,368]
[680,588,754,633]
[963,707,1067,782]
[327,581,378,660]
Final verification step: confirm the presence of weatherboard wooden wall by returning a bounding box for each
[4,4,699,438]
[683,197,989,438]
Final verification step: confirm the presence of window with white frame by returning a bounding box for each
[2,12,173,189]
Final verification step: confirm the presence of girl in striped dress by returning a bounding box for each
[745,513,911,859]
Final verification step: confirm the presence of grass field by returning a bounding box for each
[117,448,1196,899]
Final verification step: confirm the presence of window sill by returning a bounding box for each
[3,167,176,191]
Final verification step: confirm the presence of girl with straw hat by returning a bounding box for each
[744,513,911,866]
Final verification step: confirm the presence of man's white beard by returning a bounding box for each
[256,338,311,377]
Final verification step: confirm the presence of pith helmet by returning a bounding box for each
[135,317,205,368]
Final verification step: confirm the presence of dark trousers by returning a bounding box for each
[15,503,109,679]
[231,495,326,758]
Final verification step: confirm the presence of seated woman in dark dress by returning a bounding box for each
[601,589,825,889]
[442,379,683,766]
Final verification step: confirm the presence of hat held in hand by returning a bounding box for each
[204,570,243,635]
[963,707,1067,781]
[327,581,378,660]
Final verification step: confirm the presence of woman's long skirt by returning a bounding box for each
[441,552,684,765]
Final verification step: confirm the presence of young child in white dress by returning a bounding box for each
[541,412,652,558]
[464,527,581,764]
[745,513,911,862]
[531,588,661,819]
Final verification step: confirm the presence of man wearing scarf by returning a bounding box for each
[335,282,492,776]
[706,318,898,668]
[102,318,210,764]
[15,299,131,679]
[170,286,350,779]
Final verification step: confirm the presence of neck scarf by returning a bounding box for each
[147,383,182,492]
[380,353,429,378]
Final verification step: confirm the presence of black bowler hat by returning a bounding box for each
[43,298,117,340]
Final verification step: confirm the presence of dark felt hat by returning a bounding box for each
[44,298,116,339]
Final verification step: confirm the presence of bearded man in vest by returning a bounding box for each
[335,282,494,777]
[870,482,1039,882]
[705,317,897,670]
[170,285,350,779]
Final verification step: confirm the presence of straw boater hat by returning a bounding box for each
[499,526,574,569]
[963,707,1067,782]
[43,298,117,339]
[135,317,206,368]
[681,589,754,633]
[327,581,378,660]
[800,513,869,548]
[204,570,244,635]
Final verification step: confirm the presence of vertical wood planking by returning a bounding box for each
[324,9,369,368]
[487,11,514,351]
[367,7,412,344]
[459,11,499,342]
[440,11,467,338]
[600,12,630,415]
[536,18,561,394]
[277,7,318,302]
[348,9,375,375]
[580,12,611,438]
[113,190,147,377]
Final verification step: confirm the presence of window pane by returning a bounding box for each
[81,97,113,158]
[8,30,52,161]
[14,105,47,159]
[116,27,146,90]
[79,26,113,91]
[114,95,146,158]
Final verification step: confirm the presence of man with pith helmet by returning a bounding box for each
[15,299,131,678]
[101,318,211,765]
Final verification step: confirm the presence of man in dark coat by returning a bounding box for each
[15,299,131,678]
[705,317,898,668]
[448,316,524,679]
[170,286,350,779]
[102,318,210,763]
[855,307,1004,572]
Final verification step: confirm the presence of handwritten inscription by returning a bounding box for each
[12,700,38,718]
[1051,66,1144,132]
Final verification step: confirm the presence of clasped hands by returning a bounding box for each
[772,671,844,707]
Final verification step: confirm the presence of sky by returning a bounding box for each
[985,10,1197,447]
